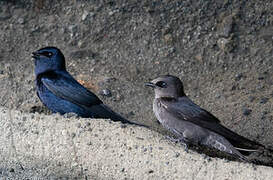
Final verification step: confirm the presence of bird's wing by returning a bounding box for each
[159,97,262,150]
[41,71,147,126]
[41,71,102,107]
[159,97,220,123]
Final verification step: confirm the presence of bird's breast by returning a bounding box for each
[153,99,169,125]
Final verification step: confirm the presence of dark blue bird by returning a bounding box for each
[32,46,140,125]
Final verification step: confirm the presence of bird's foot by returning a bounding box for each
[182,143,189,153]
[166,136,180,143]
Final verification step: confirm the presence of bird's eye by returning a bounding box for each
[40,51,53,58]
[155,81,167,88]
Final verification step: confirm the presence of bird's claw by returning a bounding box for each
[182,143,189,153]
[166,136,180,143]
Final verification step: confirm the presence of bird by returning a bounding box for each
[145,75,265,161]
[32,46,142,126]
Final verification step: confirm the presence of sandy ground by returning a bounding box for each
[0,0,273,179]
[1,107,273,180]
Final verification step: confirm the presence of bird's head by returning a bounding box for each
[145,75,185,99]
[32,46,66,76]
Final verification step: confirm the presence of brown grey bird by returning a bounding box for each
[145,75,264,161]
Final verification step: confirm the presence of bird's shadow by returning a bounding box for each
[29,105,51,115]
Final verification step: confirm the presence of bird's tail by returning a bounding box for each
[235,147,260,152]
[204,132,249,161]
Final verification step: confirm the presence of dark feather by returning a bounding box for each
[159,97,263,151]
[40,71,102,107]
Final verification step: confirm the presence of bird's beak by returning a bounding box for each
[32,51,40,59]
[145,82,156,88]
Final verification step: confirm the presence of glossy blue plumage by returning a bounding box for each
[33,47,138,125]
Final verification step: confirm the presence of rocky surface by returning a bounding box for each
[0,0,272,178]
[1,107,273,179]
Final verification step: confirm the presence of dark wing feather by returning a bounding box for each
[41,71,102,107]
[159,97,220,124]
[159,97,263,150]
[40,71,147,126]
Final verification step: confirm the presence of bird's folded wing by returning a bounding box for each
[41,72,102,107]
[159,97,220,123]
[159,97,262,149]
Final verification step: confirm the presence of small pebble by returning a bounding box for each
[109,11,115,16]
[115,94,121,101]
[215,93,221,99]
[85,122,91,126]
[68,24,77,37]
[81,10,89,21]
[243,108,252,116]
[235,73,243,81]
[175,152,180,158]
[260,98,269,104]
[262,111,268,115]
[99,89,112,97]
[18,18,25,24]
[148,170,154,174]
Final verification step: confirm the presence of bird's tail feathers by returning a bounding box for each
[235,147,260,152]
